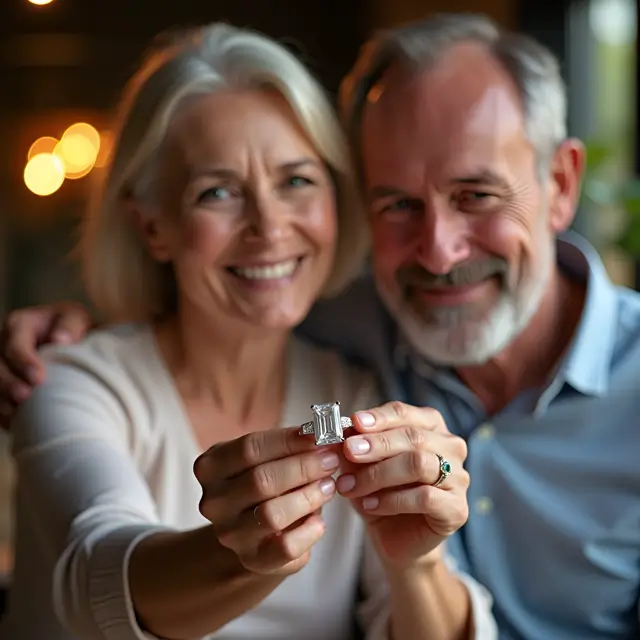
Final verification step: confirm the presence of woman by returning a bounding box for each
[0,23,492,640]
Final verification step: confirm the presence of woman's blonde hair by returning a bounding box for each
[80,23,368,322]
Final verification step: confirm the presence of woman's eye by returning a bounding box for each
[198,186,232,202]
[286,175,313,188]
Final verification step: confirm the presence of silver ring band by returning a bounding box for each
[432,453,452,488]
[298,401,353,446]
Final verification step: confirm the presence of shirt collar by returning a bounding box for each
[555,231,618,396]
[393,231,619,397]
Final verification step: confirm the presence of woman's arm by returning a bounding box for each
[128,528,284,639]
[12,354,284,639]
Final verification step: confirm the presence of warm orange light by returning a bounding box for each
[55,135,97,174]
[27,136,59,160]
[65,165,94,180]
[28,0,54,5]
[63,123,100,153]
[24,153,65,196]
[54,122,100,177]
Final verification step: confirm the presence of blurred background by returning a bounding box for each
[0,0,638,609]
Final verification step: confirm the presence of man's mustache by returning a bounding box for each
[398,257,508,290]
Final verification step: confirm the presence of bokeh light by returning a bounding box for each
[55,123,100,175]
[63,123,100,153]
[24,153,65,196]
[24,122,103,195]
[27,136,59,160]
[28,0,54,5]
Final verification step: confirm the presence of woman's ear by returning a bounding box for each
[125,198,173,263]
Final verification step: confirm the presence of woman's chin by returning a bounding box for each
[239,306,312,333]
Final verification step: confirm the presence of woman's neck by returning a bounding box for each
[155,308,290,430]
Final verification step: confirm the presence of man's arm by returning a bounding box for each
[358,538,497,640]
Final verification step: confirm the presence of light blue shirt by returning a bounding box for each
[297,232,640,640]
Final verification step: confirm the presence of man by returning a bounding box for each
[1,13,639,639]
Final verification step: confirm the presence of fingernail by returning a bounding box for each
[319,478,336,496]
[52,330,72,344]
[363,496,379,511]
[355,412,375,428]
[320,452,340,470]
[25,366,39,384]
[337,474,356,493]
[347,437,370,455]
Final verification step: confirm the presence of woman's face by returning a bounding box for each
[139,90,338,331]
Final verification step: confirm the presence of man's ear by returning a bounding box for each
[125,198,173,263]
[546,138,586,233]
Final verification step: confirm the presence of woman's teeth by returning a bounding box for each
[230,259,299,280]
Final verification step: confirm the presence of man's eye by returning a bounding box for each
[459,192,499,205]
[379,198,422,215]
[387,199,413,210]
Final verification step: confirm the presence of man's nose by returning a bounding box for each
[415,207,471,274]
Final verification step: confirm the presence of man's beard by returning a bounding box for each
[377,231,555,367]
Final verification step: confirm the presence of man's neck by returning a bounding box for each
[455,269,586,416]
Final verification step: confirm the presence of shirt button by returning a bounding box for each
[476,424,495,439]
[475,497,494,515]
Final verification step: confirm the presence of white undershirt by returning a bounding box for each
[1,323,496,639]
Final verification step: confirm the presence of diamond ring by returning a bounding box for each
[432,453,452,488]
[299,401,354,446]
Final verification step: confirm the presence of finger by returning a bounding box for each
[224,449,340,511]
[337,449,460,498]
[251,513,326,574]
[0,362,32,404]
[48,304,92,344]
[341,426,456,465]
[351,401,447,435]
[2,311,51,384]
[355,484,469,526]
[215,477,336,548]
[194,427,338,482]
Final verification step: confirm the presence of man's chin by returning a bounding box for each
[396,308,517,367]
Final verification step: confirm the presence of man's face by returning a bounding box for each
[361,44,569,366]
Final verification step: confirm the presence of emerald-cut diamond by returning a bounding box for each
[310,402,344,446]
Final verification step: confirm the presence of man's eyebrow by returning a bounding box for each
[452,170,510,189]
[368,186,408,201]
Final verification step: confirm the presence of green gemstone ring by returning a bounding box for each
[432,453,452,488]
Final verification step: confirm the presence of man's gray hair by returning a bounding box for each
[340,13,567,175]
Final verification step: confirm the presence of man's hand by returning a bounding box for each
[0,302,91,429]
[336,401,469,568]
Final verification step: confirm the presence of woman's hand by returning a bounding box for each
[194,426,341,576]
[336,402,469,567]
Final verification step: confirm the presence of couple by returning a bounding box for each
[2,11,640,640]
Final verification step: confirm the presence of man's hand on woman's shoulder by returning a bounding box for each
[0,302,92,429]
